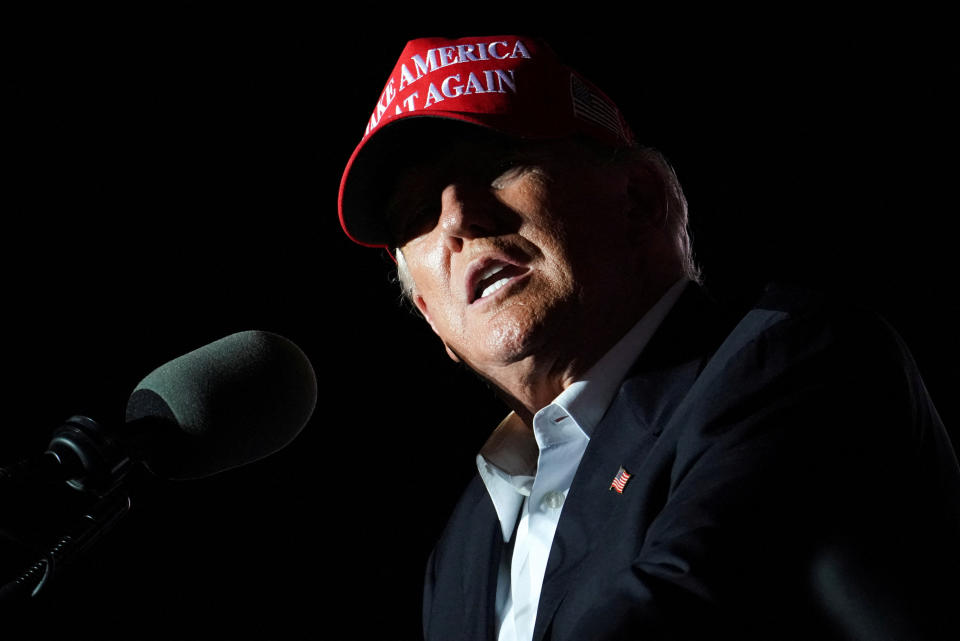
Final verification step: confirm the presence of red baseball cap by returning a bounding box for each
[338,35,636,249]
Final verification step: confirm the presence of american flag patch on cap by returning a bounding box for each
[609,466,632,494]
[570,74,628,142]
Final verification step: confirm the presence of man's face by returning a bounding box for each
[388,132,639,379]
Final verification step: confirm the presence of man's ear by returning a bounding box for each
[413,294,462,363]
[413,294,437,331]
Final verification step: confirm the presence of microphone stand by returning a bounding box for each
[0,416,137,603]
[0,482,131,601]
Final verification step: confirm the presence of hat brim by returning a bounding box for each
[337,111,565,249]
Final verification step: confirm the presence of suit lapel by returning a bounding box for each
[425,479,506,641]
[531,284,737,640]
[464,492,507,641]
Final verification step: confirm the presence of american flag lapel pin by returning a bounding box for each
[609,466,632,494]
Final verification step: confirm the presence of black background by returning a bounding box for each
[2,8,956,639]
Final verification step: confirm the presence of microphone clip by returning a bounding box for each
[46,416,135,496]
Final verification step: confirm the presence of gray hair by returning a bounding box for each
[395,247,417,302]
[626,146,701,285]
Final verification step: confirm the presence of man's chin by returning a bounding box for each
[461,325,556,380]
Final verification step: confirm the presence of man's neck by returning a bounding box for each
[485,276,682,429]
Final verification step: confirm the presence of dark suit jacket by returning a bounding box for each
[423,283,960,641]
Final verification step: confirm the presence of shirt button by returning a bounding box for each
[541,491,565,510]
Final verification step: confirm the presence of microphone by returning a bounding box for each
[6,330,317,492]
[0,331,317,602]
[123,329,318,481]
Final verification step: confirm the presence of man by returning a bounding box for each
[339,36,960,641]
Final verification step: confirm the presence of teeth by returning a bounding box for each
[480,264,506,280]
[473,263,509,300]
[480,277,511,299]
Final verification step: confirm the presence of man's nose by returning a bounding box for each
[438,182,501,252]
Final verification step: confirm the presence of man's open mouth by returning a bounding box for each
[467,260,529,304]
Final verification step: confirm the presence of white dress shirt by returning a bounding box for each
[476,278,689,641]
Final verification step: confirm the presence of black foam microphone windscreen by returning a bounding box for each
[124,330,317,480]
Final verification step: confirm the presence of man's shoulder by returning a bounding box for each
[719,280,904,360]
[629,280,923,440]
[645,280,898,379]
[670,281,932,452]
[616,281,899,432]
